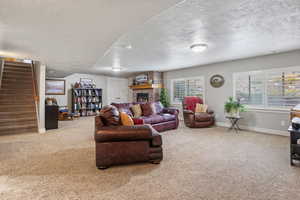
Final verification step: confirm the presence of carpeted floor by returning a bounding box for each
[0,117,299,200]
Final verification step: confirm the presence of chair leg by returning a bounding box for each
[97,166,109,170]
[150,160,161,164]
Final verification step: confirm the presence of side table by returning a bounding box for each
[226,116,242,133]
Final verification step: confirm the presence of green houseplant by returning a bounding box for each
[224,97,245,117]
[160,88,170,107]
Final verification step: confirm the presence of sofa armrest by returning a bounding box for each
[163,107,179,115]
[207,109,214,115]
[95,125,153,143]
[183,109,194,115]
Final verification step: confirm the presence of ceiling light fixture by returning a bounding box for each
[112,67,122,72]
[190,43,208,52]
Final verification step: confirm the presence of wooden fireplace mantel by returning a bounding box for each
[129,83,162,90]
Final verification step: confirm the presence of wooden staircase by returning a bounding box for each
[0,61,38,135]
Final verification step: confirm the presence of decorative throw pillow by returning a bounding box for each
[132,118,144,125]
[141,102,155,116]
[154,101,164,114]
[131,104,142,118]
[120,112,134,126]
[195,103,208,113]
[99,105,120,126]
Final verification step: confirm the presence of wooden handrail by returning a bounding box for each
[30,61,39,101]
[0,59,4,89]
[30,61,40,131]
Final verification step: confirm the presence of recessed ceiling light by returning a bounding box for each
[190,43,208,52]
[112,67,122,72]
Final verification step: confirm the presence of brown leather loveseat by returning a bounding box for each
[94,105,163,169]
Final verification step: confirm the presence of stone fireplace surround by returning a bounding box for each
[129,71,163,103]
[132,89,160,102]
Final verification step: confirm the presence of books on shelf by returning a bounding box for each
[72,88,102,117]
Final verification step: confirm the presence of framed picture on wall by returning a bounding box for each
[45,79,66,95]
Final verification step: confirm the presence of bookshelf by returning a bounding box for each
[72,88,102,117]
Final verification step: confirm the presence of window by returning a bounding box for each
[234,66,300,109]
[171,77,205,104]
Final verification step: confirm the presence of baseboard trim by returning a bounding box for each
[39,128,46,134]
[216,122,288,137]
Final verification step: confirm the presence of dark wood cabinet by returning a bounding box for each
[288,126,300,165]
[45,105,58,130]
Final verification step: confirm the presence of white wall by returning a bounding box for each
[35,62,46,133]
[164,50,300,135]
[46,73,128,110]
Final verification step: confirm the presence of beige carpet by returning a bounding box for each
[0,117,299,200]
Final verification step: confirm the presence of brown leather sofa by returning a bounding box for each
[112,102,179,132]
[183,96,215,128]
[94,105,163,169]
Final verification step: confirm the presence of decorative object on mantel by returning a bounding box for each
[129,83,162,90]
[160,88,170,107]
[210,74,225,88]
[46,79,65,95]
[224,97,245,117]
[129,71,163,102]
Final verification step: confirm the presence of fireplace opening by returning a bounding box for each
[137,93,149,102]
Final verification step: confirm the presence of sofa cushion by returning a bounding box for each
[160,113,176,122]
[120,112,134,126]
[154,101,164,114]
[195,103,208,113]
[141,115,164,124]
[140,102,155,116]
[131,104,142,118]
[99,105,120,126]
[194,112,213,122]
[132,118,144,125]
[112,103,133,117]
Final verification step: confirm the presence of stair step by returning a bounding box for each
[0,116,36,122]
[2,74,32,80]
[0,88,33,94]
[4,66,32,72]
[0,100,35,104]
[3,69,32,75]
[0,93,33,98]
[2,71,32,77]
[1,79,33,84]
[4,61,32,67]
[0,105,35,112]
[0,111,36,119]
[0,124,37,136]
[1,84,33,89]
[0,117,36,126]
[2,78,32,83]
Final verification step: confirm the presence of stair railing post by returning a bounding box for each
[0,59,4,89]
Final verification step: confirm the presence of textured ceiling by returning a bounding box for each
[0,0,182,77]
[1,0,300,77]
[95,0,300,76]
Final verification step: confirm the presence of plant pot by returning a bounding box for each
[226,110,240,117]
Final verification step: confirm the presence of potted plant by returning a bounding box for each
[224,97,245,117]
[160,88,170,107]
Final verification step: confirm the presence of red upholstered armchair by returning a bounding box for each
[182,96,215,128]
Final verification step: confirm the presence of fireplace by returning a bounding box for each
[137,93,149,102]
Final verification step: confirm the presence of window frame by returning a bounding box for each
[233,66,300,111]
[170,76,205,105]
